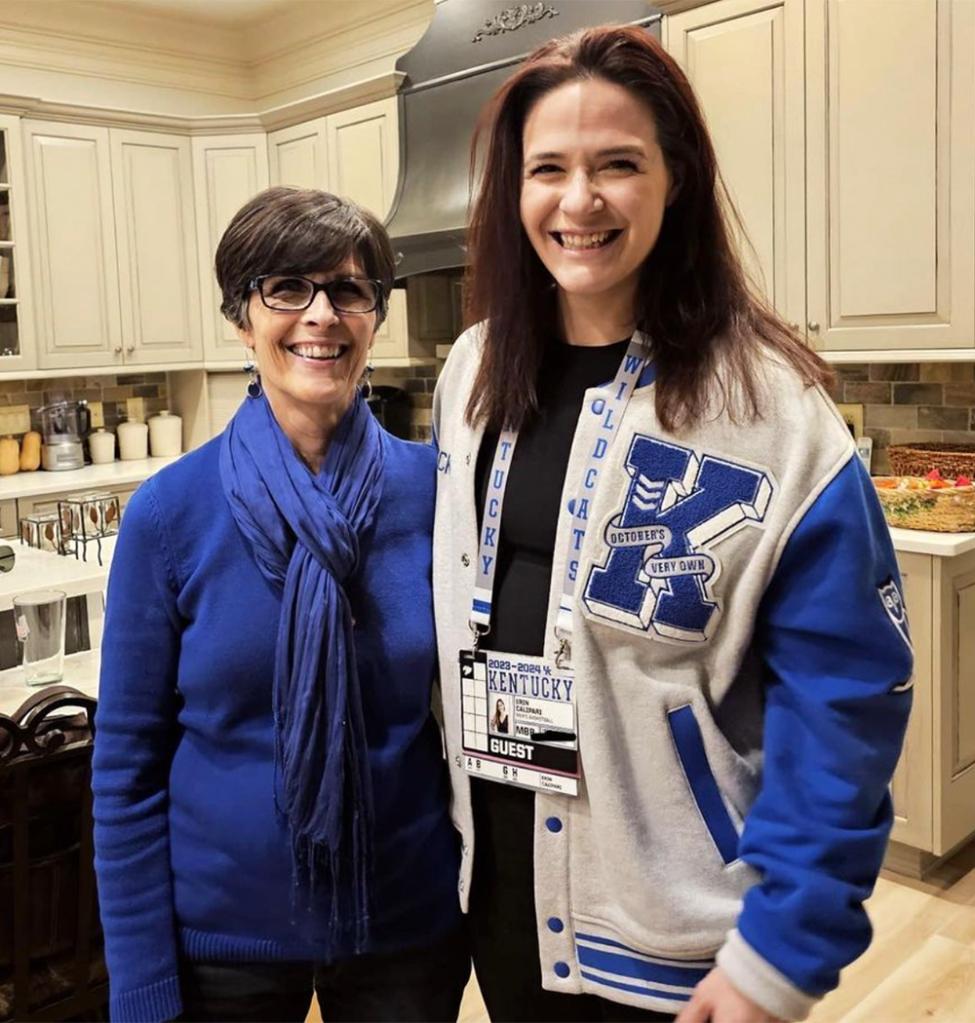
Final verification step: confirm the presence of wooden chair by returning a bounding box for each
[0,686,107,1022]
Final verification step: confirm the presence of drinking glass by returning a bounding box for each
[13,588,67,686]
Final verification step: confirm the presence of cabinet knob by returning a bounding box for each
[114,346,123,354]
[788,322,800,332]
[807,321,820,333]
[126,345,135,354]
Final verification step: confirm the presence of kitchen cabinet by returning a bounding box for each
[110,130,202,365]
[806,0,975,353]
[267,119,328,190]
[665,0,805,331]
[889,546,975,868]
[665,0,975,357]
[268,100,413,363]
[23,121,123,370]
[16,482,137,522]
[0,499,17,539]
[0,115,38,373]
[24,121,203,370]
[191,133,269,364]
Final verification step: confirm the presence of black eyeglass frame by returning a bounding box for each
[248,274,387,316]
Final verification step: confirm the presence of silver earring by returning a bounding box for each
[244,360,262,399]
[359,362,374,401]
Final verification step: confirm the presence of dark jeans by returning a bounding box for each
[177,926,471,1022]
[470,780,675,1023]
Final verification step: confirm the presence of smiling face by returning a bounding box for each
[237,257,375,425]
[520,77,673,334]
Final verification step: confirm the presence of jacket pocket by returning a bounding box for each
[667,705,740,865]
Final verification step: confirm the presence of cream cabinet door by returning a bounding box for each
[110,129,202,365]
[326,98,408,362]
[0,115,38,372]
[806,0,975,352]
[267,119,328,189]
[24,121,123,370]
[665,0,805,331]
[192,134,270,364]
[890,551,934,851]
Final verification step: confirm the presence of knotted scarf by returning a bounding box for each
[219,390,385,950]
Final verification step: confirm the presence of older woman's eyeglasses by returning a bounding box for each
[250,274,384,315]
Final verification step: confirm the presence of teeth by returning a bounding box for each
[291,343,341,360]
[560,231,613,250]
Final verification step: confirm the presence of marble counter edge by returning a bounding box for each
[889,527,975,558]
[0,456,180,502]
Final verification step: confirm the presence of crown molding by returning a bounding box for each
[0,71,406,135]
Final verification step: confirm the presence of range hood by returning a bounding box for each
[385,0,662,281]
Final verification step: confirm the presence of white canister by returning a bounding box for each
[147,410,182,458]
[88,428,116,464]
[117,420,149,461]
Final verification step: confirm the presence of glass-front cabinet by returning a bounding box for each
[0,115,36,371]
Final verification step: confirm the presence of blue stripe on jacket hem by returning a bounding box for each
[580,970,693,1002]
[110,973,182,1023]
[575,931,715,964]
[577,944,710,988]
[667,705,740,864]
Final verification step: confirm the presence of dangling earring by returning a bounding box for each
[244,359,262,399]
[359,362,374,401]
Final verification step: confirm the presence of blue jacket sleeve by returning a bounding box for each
[735,455,913,997]
[92,482,184,1023]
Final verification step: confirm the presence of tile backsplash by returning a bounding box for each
[829,363,975,475]
[0,373,170,435]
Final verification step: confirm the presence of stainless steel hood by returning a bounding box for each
[385,0,662,281]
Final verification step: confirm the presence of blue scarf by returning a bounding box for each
[219,391,385,950]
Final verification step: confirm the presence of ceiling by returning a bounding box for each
[116,0,295,27]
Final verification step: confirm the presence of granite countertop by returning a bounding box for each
[0,538,116,611]
[0,456,179,502]
[0,649,99,718]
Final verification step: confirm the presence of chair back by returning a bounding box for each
[0,686,107,1022]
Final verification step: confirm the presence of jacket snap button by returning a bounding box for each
[461,553,471,567]
[466,453,471,465]
[554,961,570,979]
[545,817,563,833]
[547,917,564,933]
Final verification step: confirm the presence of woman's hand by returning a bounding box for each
[676,967,784,1023]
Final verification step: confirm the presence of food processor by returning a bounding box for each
[37,400,91,471]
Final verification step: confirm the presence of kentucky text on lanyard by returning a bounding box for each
[471,333,649,657]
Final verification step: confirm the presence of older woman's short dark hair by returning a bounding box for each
[215,186,396,328]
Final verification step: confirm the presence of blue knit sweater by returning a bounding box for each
[92,432,461,1023]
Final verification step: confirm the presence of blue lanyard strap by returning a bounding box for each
[471,335,648,657]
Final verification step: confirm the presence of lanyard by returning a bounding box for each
[470,336,648,660]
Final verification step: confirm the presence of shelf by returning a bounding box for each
[0,299,17,306]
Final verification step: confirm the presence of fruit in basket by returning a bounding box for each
[926,468,942,480]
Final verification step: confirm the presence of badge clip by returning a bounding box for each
[555,636,571,669]
[469,621,490,654]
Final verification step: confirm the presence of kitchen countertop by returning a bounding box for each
[0,538,116,611]
[0,456,179,501]
[0,649,99,718]
[887,527,975,558]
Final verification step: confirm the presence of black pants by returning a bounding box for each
[469,780,674,1023]
[177,926,470,1022]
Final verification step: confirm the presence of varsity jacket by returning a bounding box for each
[432,325,913,1020]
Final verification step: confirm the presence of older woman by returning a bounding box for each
[93,187,468,1023]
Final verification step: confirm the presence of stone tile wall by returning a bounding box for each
[829,363,975,475]
[372,363,438,442]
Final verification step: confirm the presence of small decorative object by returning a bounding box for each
[88,428,116,464]
[874,471,975,532]
[472,2,558,43]
[117,419,148,461]
[147,409,182,457]
[57,490,120,565]
[20,512,63,554]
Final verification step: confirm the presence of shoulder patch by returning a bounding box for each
[583,435,774,643]
[878,576,912,654]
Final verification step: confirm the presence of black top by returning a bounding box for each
[474,337,631,657]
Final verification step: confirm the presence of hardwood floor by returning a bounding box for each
[308,843,975,1022]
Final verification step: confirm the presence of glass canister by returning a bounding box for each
[20,511,63,554]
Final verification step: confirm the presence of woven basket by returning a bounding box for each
[888,442,975,479]
[874,478,975,532]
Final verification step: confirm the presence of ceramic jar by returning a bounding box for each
[117,420,148,461]
[147,410,182,457]
[88,428,116,464]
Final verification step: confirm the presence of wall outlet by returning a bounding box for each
[125,397,146,424]
[88,401,104,429]
[836,402,864,440]
[0,403,31,435]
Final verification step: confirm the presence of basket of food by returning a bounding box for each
[874,470,975,532]
[887,442,975,479]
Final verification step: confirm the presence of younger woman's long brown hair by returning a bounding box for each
[464,24,831,433]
